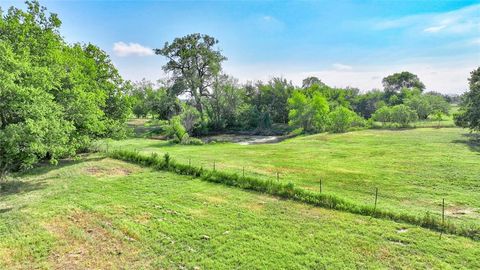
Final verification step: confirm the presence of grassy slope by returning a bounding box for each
[108,128,480,228]
[0,157,479,269]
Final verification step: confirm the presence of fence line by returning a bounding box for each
[103,148,479,241]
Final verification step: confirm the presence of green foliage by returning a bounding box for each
[327,106,357,133]
[205,75,245,130]
[352,89,385,118]
[390,104,418,127]
[288,91,329,132]
[454,67,480,132]
[155,33,226,118]
[0,1,130,177]
[404,93,450,120]
[301,76,325,88]
[162,116,187,143]
[404,95,432,119]
[382,71,425,94]
[302,83,357,109]
[256,78,295,124]
[179,104,202,135]
[180,134,204,145]
[372,106,392,126]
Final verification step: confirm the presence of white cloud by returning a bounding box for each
[257,15,284,32]
[423,25,446,33]
[374,4,480,35]
[333,63,353,71]
[113,42,154,57]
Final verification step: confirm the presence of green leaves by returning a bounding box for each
[454,67,480,132]
[0,1,130,177]
[288,91,329,133]
[328,106,357,133]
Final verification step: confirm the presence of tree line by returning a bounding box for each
[0,1,478,180]
[130,33,456,139]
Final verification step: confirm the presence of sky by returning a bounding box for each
[1,0,479,94]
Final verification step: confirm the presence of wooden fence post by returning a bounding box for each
[373,187,378,215]
[440,198,445,239]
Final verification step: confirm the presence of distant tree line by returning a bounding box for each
[129,33,461,141]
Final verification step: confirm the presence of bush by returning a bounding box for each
[328,106,358,133]
[162,116,187,142]
[180,134,204,145]
[390,104,418,127]
[372,106,391,126]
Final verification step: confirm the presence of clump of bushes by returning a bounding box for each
[372,104,418,127]
[162,116,204,145]
[106,149,479,240]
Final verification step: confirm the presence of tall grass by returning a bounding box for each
[106,149,479,240]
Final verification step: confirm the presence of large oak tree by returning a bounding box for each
[155,33,226,119]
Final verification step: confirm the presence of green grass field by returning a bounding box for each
[1,157,479,269]
[107,128,480,229]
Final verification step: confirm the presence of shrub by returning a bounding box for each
[162,116,187,142]
[288,91,329,133]
[328,106,357,133]
[372,106,392,126]
[390,104,418,127]
[180,134,204,145]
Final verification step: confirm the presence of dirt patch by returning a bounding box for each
[84,166,133,177]
[446,206,478,217]
[0,248,14,268]
[204,195,226,204]
[44,210,145,269]
[241,197,278,212]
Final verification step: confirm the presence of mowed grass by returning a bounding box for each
[108,128,480,228]
[0,157,479,269]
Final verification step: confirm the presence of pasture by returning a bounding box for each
[108,127,480,229]
[1,157,479,269]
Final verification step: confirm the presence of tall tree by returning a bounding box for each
[454,67,480,132]
[155,33,227,119]
[302,76,325,88]
[382,71,425,95]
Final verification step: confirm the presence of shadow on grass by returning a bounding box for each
[452,133,480,153]
[25,155,105,177]
[0,207,13,214]
[0,180,47,196]
[0,155,105,198]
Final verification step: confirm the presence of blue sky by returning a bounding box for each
[1,0,479,93]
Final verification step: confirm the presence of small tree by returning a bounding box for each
[432,111,444,128]
[372,106,392,126]
[163,116,187,143]
[180,104,201,135]
[328,106,357,133]
[404,95,432,120]
[454,67,480,132]
[390,104,418,127]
